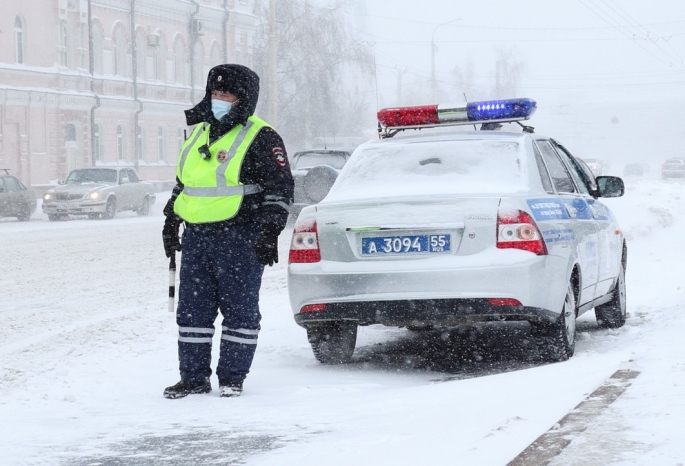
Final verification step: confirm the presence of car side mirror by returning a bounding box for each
[58,180,65,185]
[596,176,624,198]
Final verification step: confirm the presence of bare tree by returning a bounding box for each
[447,48,525,103]
[253,0,374,150]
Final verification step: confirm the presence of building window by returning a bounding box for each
[93,124,101,162]
[135,30,146,79]
[151,33,166,82]
[59,21,70,67]
[113,28,126,76]
[174,37,186,84]
[158,127,165,162]
[210,43,222,67]
[193,41,204,87]
[15,16,24,64]
[117,125,124,160]
[65,124,76,142]
[92,24,103,74]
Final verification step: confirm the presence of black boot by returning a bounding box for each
[163,379,212,399]
[219,380,243,397]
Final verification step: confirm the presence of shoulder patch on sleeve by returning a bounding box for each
[272,147,287,167]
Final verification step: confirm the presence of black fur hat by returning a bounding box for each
[185,64,260,127]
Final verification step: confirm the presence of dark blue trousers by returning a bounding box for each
[176,222,264,384]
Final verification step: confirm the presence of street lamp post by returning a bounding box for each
[430,18,462,103]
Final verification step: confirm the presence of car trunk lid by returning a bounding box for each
[315,195,502,262]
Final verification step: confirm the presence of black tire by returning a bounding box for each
[302,166,338,204]
[532,281,577,362]
[137,196,150,217]
[17,204,31,222]
[306,321,357,364]
[595,262,626,328]
[102,197,117,220]
[48,214,66,222]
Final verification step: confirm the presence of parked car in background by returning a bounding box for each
[580,157,609,176]
[290,149,352,219]
[289,98,627,365]
[42,167,156,221]
[623,163,646,177]
[661,158,685,179]
[0,169,37,221]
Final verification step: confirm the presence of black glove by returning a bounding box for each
[255,224,281,266]
[162,215,182,258]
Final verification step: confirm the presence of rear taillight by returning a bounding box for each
[488,298,522,306]
[300,303,326,313]
[289,220,321,263]
[497,210,547,255]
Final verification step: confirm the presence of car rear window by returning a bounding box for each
[665,159,684,164]
[328,139,528,201]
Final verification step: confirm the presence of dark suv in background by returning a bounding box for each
[290,149,352,220]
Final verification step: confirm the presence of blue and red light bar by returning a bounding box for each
[377,98,537,129]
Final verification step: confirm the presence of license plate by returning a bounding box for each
[361,234,451,256]
[56,204,68,210]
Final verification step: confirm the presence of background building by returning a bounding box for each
[0,0,256,187]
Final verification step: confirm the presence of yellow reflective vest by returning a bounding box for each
[174,116,270,223]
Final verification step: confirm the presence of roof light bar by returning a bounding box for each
[377,98,537,130]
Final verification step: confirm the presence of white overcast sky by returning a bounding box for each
[356,0,685,104]
[350,0,685,164]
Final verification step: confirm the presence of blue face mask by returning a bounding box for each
[211,99,232,121]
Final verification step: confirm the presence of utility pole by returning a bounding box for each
[268,0,279,127]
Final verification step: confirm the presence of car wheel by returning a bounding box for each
[302,165,338,204]
[48,214,66,222]
[595,262,626,328]
[88,213,101,220]
[306,321,357,364]
[102,197,117,220]
[136,196,150,217]
[17,204,31,222]
[532,281,576,362]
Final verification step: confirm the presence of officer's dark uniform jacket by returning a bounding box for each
[164,65,293,230]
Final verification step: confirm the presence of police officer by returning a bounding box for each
[162,64,294,399]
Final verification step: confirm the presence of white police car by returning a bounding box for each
[287,99,626,365]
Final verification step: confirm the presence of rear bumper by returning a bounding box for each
[288,251,569,327]
[294,299,558,327]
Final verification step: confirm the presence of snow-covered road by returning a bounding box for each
[1,180,684,465]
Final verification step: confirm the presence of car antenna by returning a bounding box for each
[515,121,535,133]
[1,168,9,175]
